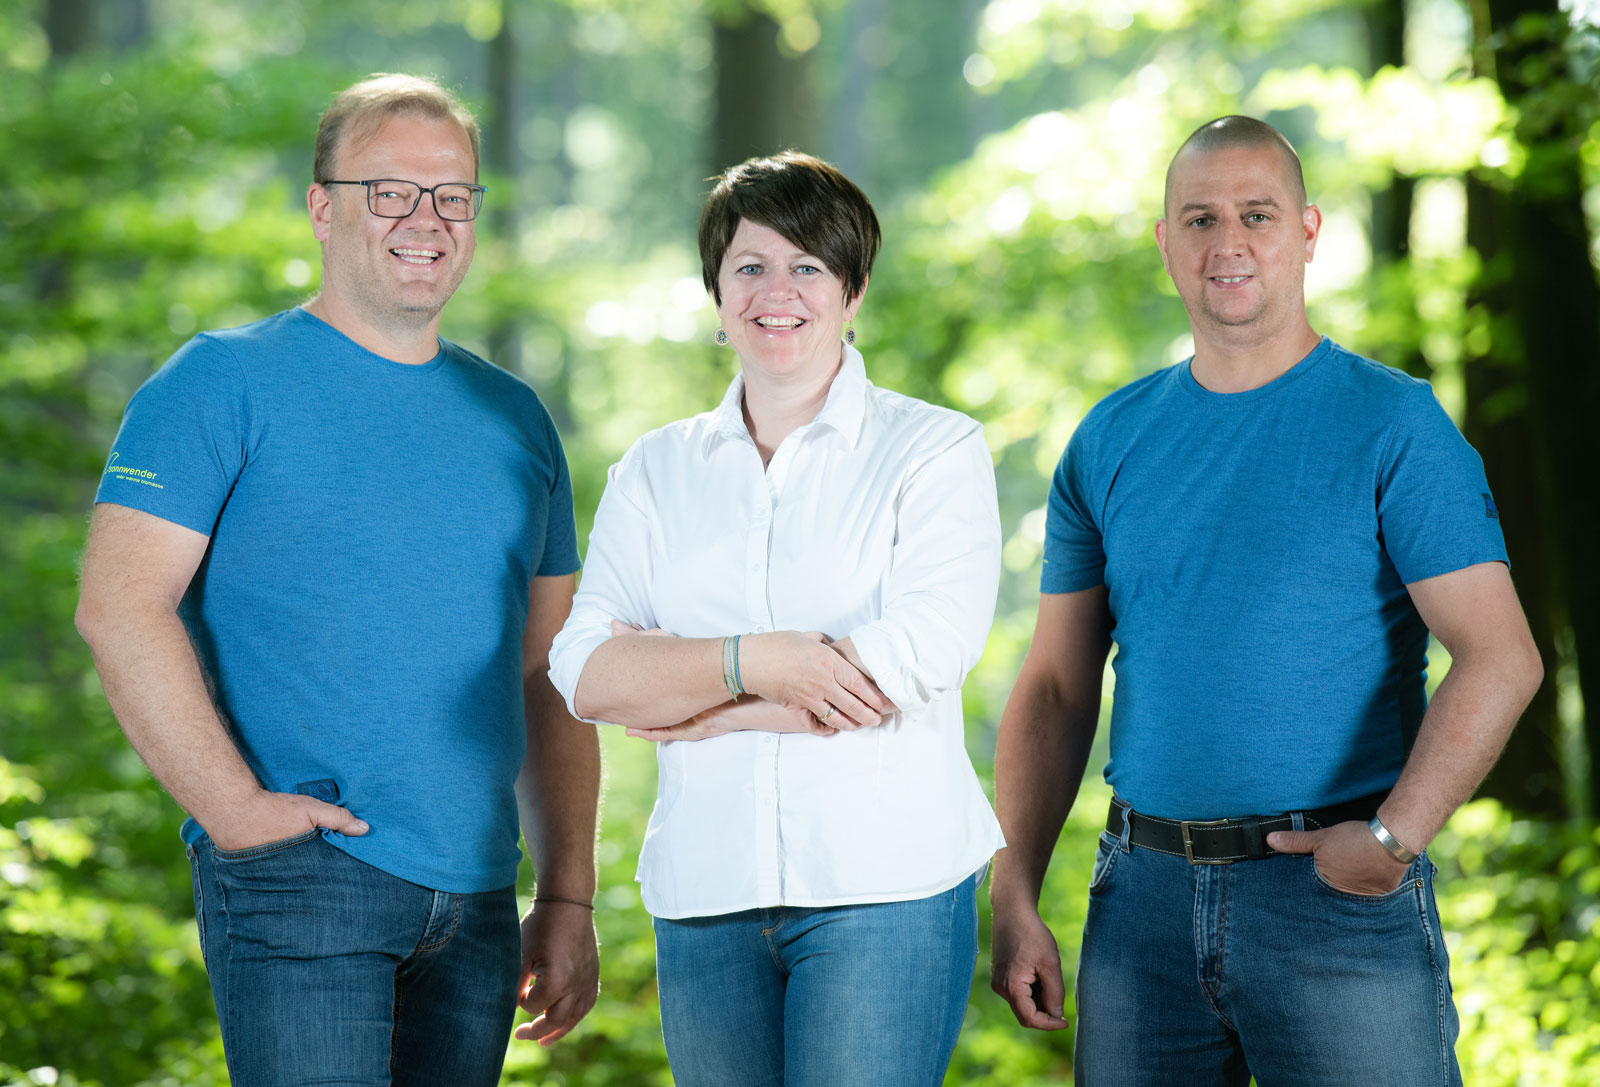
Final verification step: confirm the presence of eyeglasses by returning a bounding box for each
[320,178,487,222]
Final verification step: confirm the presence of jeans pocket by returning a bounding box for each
[188,844,207,953]
[1308,854,1422,903]
[211,827,323,862]
[1088,832,1120,893]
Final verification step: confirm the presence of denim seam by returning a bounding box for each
[760,913,788,976]
[1212,867,1236,1032]
[1089,834,1121,893]
[1412,857,1453,1087]
[922,878,962,1084]
[188,846,206,954]
[390,976,405,1077]
[209,846,242,1080]
[1195,867,1236,1032]
[414,893,463,955]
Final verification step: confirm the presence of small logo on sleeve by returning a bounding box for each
[1483,493,1499,520]
[102,452,164,489]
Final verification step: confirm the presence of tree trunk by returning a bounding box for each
[830,0,887,189]
[1463,175,1565,814]
[486,7,523,379]
[1365,0,1424,377]
[44,0,95,56]
[710,10,816,173]
[1468,0,1600,817]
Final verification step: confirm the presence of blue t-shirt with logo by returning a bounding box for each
[96,308,580,892]
[1043,337,1507,819]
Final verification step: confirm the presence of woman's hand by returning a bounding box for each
[737,630,893,730]
[625,699,838,743]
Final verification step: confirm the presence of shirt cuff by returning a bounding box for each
[547,623,617,725]
[846,621,932,716]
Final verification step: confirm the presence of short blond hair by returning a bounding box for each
[313,73,480,183]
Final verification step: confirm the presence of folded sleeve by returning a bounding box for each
[547,444,659,723]
[846,420,1001,715]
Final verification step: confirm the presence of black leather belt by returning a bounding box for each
[1106,791,1387,864]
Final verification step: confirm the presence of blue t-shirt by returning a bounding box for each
[96,308,580,892]
[1043,338,1507,819]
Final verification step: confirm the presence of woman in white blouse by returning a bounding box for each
[548,152,1003,1086]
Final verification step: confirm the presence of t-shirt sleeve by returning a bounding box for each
[93,335,251,536]
[1040,424,1107,594]
[535,408,582,578]
[1377,383,1509,583]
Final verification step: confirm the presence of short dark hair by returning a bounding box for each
[313,73,480,184]
[698,151,881,306]
[1164,115,1305,214]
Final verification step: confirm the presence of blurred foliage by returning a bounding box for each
[2,0,1597,1083]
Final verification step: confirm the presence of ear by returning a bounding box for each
[308,183,333,243]
[1301,203,1322,263]
[1153,218,1172,277]
[845,273,870,322]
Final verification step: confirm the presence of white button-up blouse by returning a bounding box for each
[549,346,1005,919]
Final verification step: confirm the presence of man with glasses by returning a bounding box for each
[75,74,600,1084]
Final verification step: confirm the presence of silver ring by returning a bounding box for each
[819,705,835,721]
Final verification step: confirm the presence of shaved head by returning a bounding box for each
[1164,116,1305,216]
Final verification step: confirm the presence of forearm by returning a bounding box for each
[991,683,1099,910]
[697,698,817,732]
[80,603,263,829]
[1377,645,1541,853]
[518,674,601,900]
[572,633,730,728]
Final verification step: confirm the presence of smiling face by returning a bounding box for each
[715,218,863,384]
[309,113,477,339]
[1155,143,1320,347]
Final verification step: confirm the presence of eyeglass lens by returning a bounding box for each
[367,181,482,221]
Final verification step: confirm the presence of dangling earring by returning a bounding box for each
[714,327,729,346]
[845,322,856,346]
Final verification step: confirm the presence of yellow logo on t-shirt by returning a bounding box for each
[103,452,164,489]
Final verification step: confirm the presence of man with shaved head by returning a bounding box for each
[988,115,1541,1084]
[76,74,600,1083]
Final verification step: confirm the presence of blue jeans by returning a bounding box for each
[1075,805,1461,1087]
[188,829,520,1087]
[653,871,982,1087]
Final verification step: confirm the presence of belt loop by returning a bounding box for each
[1117,802,1133,853]
[1290,810,1305,832]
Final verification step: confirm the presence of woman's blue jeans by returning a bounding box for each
[1075,812,1462,1087]
[188,829,520,1086]
[653,871,982,1087]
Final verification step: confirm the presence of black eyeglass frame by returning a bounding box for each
[320,178,488,221]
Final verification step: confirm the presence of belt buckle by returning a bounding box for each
[1180,818,1233,865]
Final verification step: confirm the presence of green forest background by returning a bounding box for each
[3,0,1598,1083]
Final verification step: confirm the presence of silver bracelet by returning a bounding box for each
[1368,816,1418,864]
